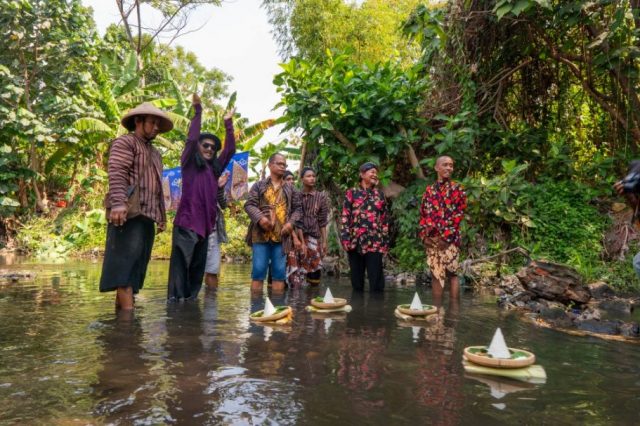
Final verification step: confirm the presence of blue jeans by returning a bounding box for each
[252,242,286,281]
[633,252,640,278]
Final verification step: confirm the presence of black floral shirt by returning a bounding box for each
[340,186,389,254]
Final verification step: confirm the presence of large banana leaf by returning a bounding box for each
[154,135,175,149]
[226,91,237,111]
[165,111,191,133]
[238,132,264,152]
[73,117,113,134]
[237,118,277,140]
[45,144,75,174]
[165,69,188,116]
[151,98,179,108]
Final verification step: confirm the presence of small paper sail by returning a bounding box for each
[324,318,333,333]
[263,326,273,342]
[487,328,511,359]
[410,292,423,311]
[412,326,420,341]
[323,288,335,304]
[263,297,276,317]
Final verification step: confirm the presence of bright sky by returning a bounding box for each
[82,0,284,145]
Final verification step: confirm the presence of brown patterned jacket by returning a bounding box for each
[244,177,302,253]
[106,133,166,226]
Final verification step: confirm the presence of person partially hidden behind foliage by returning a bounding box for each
[100,102,174,310]
[614,160,640,277]
[340,162,389,292]
[244,153,302,294]
[167,93,236,301]
[419,156,467,304]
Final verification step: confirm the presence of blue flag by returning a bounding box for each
[162,151,250,211]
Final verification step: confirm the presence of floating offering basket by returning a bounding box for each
[250,306,292,323]
[463,346,536,369]
[397,304,437,316]
[307,288,351,313]
[310,296,348,310]
[250,297,293,324]
[463,328,536,369]
[396,292,437,317]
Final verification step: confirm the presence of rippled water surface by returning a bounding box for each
[1,259,639,425]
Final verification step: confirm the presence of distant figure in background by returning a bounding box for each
[270,169,297,286]
[100,102,173,310]
[204,171,230,289]
[287,167,329,287]
[284,170,295,185]
[244,154,302,294]
[340,162,389,292]
[167,93,236,301]
[614,160,640,277]
[419,155,467,304]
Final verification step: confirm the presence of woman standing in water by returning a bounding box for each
[340,162,389,292]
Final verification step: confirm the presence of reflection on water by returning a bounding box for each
[1,260,640,424]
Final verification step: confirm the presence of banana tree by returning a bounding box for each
[250,136,302,180]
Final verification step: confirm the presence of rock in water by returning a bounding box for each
[487,328,511,359]
[516,261,591,304]
[597,298,633,316]
[576,319,621,335]
[588,282,615,300]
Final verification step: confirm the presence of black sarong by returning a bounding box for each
[99,216,155,294]
[167,225,208,301]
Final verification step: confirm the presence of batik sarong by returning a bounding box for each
[426,243,460,288]
[286,236,322,288]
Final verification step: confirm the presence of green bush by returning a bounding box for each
[389,180,428,272]
[513,180,608,264]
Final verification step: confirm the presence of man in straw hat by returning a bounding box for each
[340,162,390,292]
[100,101,173,310]
[419,155,467,305]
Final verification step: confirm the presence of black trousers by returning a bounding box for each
[347,250,385,292]
[167,225,208,300]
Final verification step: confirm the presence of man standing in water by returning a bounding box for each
[101,102,174,310]
[340,162,389,292]
[167,93,236,301]
[287,167,329,287]
[244,153,302,294]
[419,156,467,304]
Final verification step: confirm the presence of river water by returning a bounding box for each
[0,260,639,425]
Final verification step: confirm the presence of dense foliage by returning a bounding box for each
[270,0,640,290]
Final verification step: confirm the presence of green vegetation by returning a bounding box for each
[268,0,640,291]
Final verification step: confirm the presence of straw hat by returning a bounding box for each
[120,102,174,133]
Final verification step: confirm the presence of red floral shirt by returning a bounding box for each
[341,186,389,254]
[419,180,467,246]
